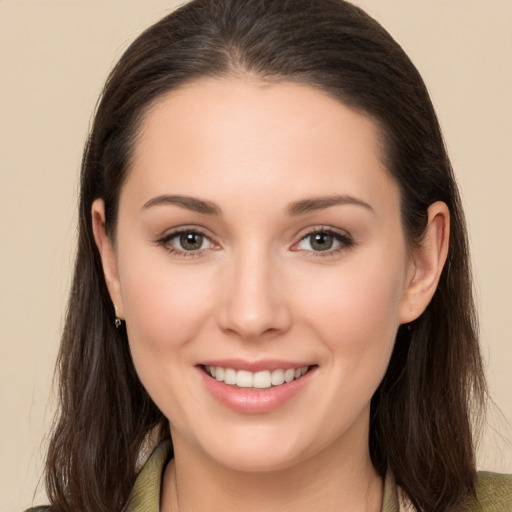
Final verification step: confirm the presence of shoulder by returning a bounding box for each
[464,471,512,511]
[22,442,172,512]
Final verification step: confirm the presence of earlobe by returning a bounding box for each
[91,199,125,319]
[399,201,450,324]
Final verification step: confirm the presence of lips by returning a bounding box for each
[197,360,317,414]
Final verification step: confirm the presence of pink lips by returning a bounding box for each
[197,359,316,414]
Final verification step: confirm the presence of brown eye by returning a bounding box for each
[159,229,214,255]
[309,233,334,251]
[179,232,204,251]
[294,229,353,255]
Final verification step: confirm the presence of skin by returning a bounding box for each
[92,78,449,512]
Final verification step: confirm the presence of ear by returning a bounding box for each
[91,199,125,320]
[399,201,450,324]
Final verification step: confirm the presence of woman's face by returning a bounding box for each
[95,78,426,472]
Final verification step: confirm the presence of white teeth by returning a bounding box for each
[236,370,253,388]
[271,369,285,386]
[207,365,310,388]
[253,371,272,389]
[224,368,237,385]
[284,368,295,382]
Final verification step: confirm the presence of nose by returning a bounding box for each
[217,247,292,340]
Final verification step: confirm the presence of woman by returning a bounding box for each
[27,0,511,511]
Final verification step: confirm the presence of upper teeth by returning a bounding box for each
[206,366,309,389]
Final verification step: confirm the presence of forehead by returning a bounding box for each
[124,77,398,217]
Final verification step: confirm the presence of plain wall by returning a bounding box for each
[1,1,510,509]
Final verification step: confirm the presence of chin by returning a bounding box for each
[211,446,307,473]
[191,425,317,473]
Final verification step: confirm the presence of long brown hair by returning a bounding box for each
[45,1,486,510]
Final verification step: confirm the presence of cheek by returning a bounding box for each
[116,251,218,420]
[117,248,216,355]
[296,251,406,362]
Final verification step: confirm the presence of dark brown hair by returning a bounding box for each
[44,1,486,510]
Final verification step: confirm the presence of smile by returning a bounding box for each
[198,362,317,413]
[203,365,310,389]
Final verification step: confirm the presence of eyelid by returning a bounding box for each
[156,225,219,256]
[291,226,354,256]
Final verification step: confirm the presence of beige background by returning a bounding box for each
[1,0,511,509]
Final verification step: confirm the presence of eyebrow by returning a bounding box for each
[142,193,374,216]
[142,195,222,215]
[286,195,374,216]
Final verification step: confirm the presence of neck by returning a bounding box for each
[161,417,382,512]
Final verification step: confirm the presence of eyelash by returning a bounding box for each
[157,227,354,258]
[295,227,354,257]
[157,228,215,258]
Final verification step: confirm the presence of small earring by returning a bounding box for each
[113,303,123,328]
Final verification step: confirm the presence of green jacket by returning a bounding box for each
[26,441,512,511]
